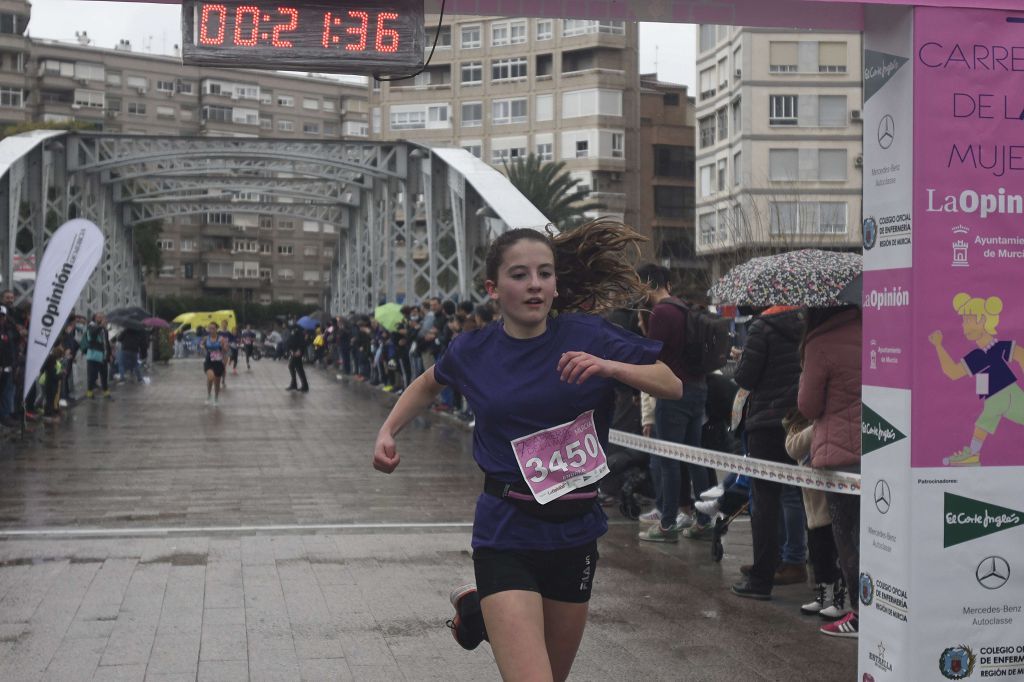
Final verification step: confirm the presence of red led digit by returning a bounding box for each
[345,11,368,51]
[234,5,260,47]
[375,12,400,53]
[199,3,227,46]
[321,11,332,48]
[272,6,298,48]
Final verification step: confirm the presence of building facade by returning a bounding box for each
[695,25,863,278]
[368,16,639,225]
[0,0,30,129]
[1,32,370,306]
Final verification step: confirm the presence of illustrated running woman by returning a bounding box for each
[199,321,229,407]
[372,222,681,681]
[928,292,1024,466]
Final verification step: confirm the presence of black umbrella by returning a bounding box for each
[838,274,862,307]
[107,306,148,320]
[107,316,146,331]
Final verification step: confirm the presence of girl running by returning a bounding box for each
[200,322,228,407]
[372,221,681,681]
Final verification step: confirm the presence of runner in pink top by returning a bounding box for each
[372,221,681,681]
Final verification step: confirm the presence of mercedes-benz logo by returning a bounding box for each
[878,115,895,149]
[976,556,1010,590]
[874,479,891,514]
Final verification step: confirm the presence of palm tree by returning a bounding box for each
[503,154,605,231]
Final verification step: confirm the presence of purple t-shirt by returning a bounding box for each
[433,312,662,550]
[963,340,1017,399]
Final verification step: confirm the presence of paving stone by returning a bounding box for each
[198,659,249,681]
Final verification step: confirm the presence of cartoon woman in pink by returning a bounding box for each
[928,293,1024,466]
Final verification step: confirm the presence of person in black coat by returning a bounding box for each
[730,306,806,600]
[286,325,309,392]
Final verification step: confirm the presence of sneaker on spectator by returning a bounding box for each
[58,399,68,408]
[447,584,487,650]
[24,411,39,422]
[731,580,772,600]
[694,499,720,518]
[681,522,711,540]
[675,511,695,528]
[382,385,394,392]
[774,562,808,585]
[819,580,849,620]
[700,485,725,501]
[638,523,679,543]
[85,390,95,399]
[638,509,662,524]
[801,583,831,615]
[820,611,858,638]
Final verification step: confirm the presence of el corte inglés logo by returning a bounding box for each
[944,493,1023,548]
[862,404,906,455]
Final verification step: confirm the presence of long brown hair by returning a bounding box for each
[485,219,649,313]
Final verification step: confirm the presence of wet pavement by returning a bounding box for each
[0,359,857,680]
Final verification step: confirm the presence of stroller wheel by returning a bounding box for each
[712,539,724,562]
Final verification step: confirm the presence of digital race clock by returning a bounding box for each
[181,0,426,74]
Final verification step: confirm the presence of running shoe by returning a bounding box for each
[212,397,218,407]
[638,524,679,543]
[944,447,980,466]
[85,390,94,399]
[205,397,212,406]
[694,500,720,518]
[700,485,725,501]
[447,584,487,651]
[638,509,662,524]
[820,611,858,638]
[681,523,711,540]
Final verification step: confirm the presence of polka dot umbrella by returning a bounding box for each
[709,249,862,307]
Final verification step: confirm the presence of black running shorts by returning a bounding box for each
[204,360,225,377]
[473,540,598,604]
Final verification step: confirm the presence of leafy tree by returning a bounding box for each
[0,120,98,141]
[133,220,163,275]
[503,154,604,231]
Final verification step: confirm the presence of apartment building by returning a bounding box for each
[0,0,30,128]
[694,25,862,278]
[369,16,639,224]
[635,74,702,295]
[3,32,370,305]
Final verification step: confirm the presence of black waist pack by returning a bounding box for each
[483,476,599,523]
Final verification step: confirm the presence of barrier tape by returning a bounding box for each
[609,430,861,495]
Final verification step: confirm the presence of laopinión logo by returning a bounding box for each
[939,644,976,680]
[863,217,878,250]
[33,260,75,347]
[860,572,875,606]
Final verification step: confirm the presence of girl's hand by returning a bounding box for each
[373,430,401,474]
[557,351,614,385]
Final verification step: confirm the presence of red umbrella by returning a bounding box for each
[142,317,170,328]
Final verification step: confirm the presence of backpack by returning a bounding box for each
[662,299,733,375]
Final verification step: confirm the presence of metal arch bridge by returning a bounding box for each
[0,130,549,316]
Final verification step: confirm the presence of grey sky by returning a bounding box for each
[27,1,696,91]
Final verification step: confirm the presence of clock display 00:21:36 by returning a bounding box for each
[196,3,403,53]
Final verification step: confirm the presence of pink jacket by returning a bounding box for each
[798,308,862,470]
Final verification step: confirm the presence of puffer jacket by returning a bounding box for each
[733,307,805,433]
[798,308,862,470]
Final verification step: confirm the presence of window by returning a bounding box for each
[127,102,146,116]
[277,95,294,107]
[491,144,527,164]
[492,57,528,81]
[663,93,679,106]
[232,107,258,125]
[303,270,320,282]
[278,220,294,231]
[699,67,716,100]
[303,122,320,134]
[654,187,692,218]
[535,94,553,121]
[491,21,510,46]
[342,121,368,136]
[206,212,233,225]
[769,95,798,125]
[303,220,320,233]
[717,159,727,192]
[492,98,527,125]
[277,245,293,255]
[460,61,483,84]
[769,42,798,73]
[180,239,197,252]
[277,268,295,281]
[653,146,692,178]
[156,80,174,93]
[536,20,553,41]
[509,20,527,44]
[536,142,553,161]
[699,164,713,198]
[428,105,449,124]
[156,239,175,250]
[126,76,148,91]
[770,202,798,234]
[770,202,848,234]
[323,247,335,258]
[322,100,336,112]
[699,24,716,52]
[611,133,623,159]
[106,71,122,86]
[461,25,481,49]
[260,242,272,254]
[818,95,847,127]
[818,42,847,73]
[304,245,318,256]
[699,116,716,148]
[259,268,272,282]
[575,140,589,158]
[461,102,482,127]
[733,151,742,186]
[818,149,848,181]
[74,63,105,82]
[463,144,482,158]
[390,109,426,130]
[156,105,175,119]
[698,212,717,245]
[207,262,233,278]
[202,105,231,123]
[260,116,272,130]
[323,123,339,136]
[562,89,622,118]
[716,107,728,140]
[72,89,104,109]
[436,26,451,47]
[277,119,295,132]
[769,149,799,180]
[718,57,729,89]
[233,239,258,253]
[158,265,177,278]
[183,263,194,279]
[563,20,624,37]
[818,202,848,233]
[731,98,742,133]
[302,97,319,110]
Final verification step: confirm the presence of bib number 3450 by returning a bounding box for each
[510,410,609,505]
